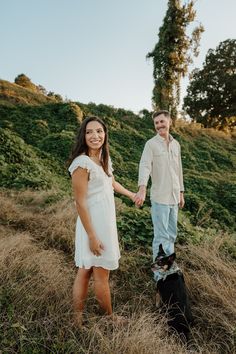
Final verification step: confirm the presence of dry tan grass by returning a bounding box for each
[0,189,76,253]
[83,313,187,354]
[178,237,236,353]
[1,189,236,353]
[0,229,73,314]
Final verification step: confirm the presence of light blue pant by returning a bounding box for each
[151,202,178,281]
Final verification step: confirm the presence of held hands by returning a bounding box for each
[89,237,104,256]
[126,190,145,206]
[134,188,146,208]
[129,192,137,203]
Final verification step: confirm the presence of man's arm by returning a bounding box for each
[135,142,153,207]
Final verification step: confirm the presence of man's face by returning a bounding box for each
[153,114,171,138]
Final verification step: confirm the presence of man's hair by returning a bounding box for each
[152,110,171,120]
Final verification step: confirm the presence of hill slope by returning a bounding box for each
[0,189,235,353]
[0,78,236,353]
[0,79,55,106]
[0,79,235,230]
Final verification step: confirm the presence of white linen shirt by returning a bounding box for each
[138,134,184,205]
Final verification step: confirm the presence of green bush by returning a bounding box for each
[0,129,60,189]
[38,131,75,162]
[117,205,153,249]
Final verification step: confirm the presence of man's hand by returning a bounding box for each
[134,186,146,207]
[179,192,185,209]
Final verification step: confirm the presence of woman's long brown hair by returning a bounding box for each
[67,116,110,176]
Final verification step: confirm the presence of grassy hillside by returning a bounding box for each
[0,79,56,106]
[0,78,236,353]
[0,79,235,230]
[0,189,235,353]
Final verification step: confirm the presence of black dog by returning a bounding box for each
[153,245,193,341]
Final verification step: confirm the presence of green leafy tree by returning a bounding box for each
[147,0,203,121]
[183,39,236,130]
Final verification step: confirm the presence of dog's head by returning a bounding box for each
[151,244,176,271]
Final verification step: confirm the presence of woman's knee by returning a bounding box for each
[93,267,110,283]
[76,267,93,281]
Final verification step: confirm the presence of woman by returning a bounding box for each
[68,116,135,325]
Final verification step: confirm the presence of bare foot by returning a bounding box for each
[108,314,128,326]
[74,311,83,328]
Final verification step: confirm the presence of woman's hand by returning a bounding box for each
[129,192,136,202]
[89,237,104,256]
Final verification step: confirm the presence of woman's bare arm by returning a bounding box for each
[72,167,104,255]
[112,177,136,202]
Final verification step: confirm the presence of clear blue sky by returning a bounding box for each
[1,0,236,113]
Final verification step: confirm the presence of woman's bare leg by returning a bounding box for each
[93,267,112,315]
[73,267,93,325]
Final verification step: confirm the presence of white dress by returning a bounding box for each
[68,155,120,270]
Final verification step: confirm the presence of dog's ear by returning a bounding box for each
[158,244,166,257]
[169,253,176,261]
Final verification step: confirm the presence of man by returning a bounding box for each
[135,110,184,282]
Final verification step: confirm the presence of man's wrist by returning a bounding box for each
[139,185,146,193]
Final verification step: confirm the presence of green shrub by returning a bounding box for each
[117,205,153,249]
[38,131,75,162]
[0,128,61,189]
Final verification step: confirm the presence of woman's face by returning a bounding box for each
[85,120,105,153]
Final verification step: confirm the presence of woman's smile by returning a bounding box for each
[85,121,105,151]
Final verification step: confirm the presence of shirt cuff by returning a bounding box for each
[138,179,148,187]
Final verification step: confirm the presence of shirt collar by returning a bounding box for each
[155,133,174,142]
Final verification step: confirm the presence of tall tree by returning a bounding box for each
[147,0,203,121]
[183,39,236,130]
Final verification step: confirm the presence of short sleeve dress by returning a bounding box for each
[68,155,120,270]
